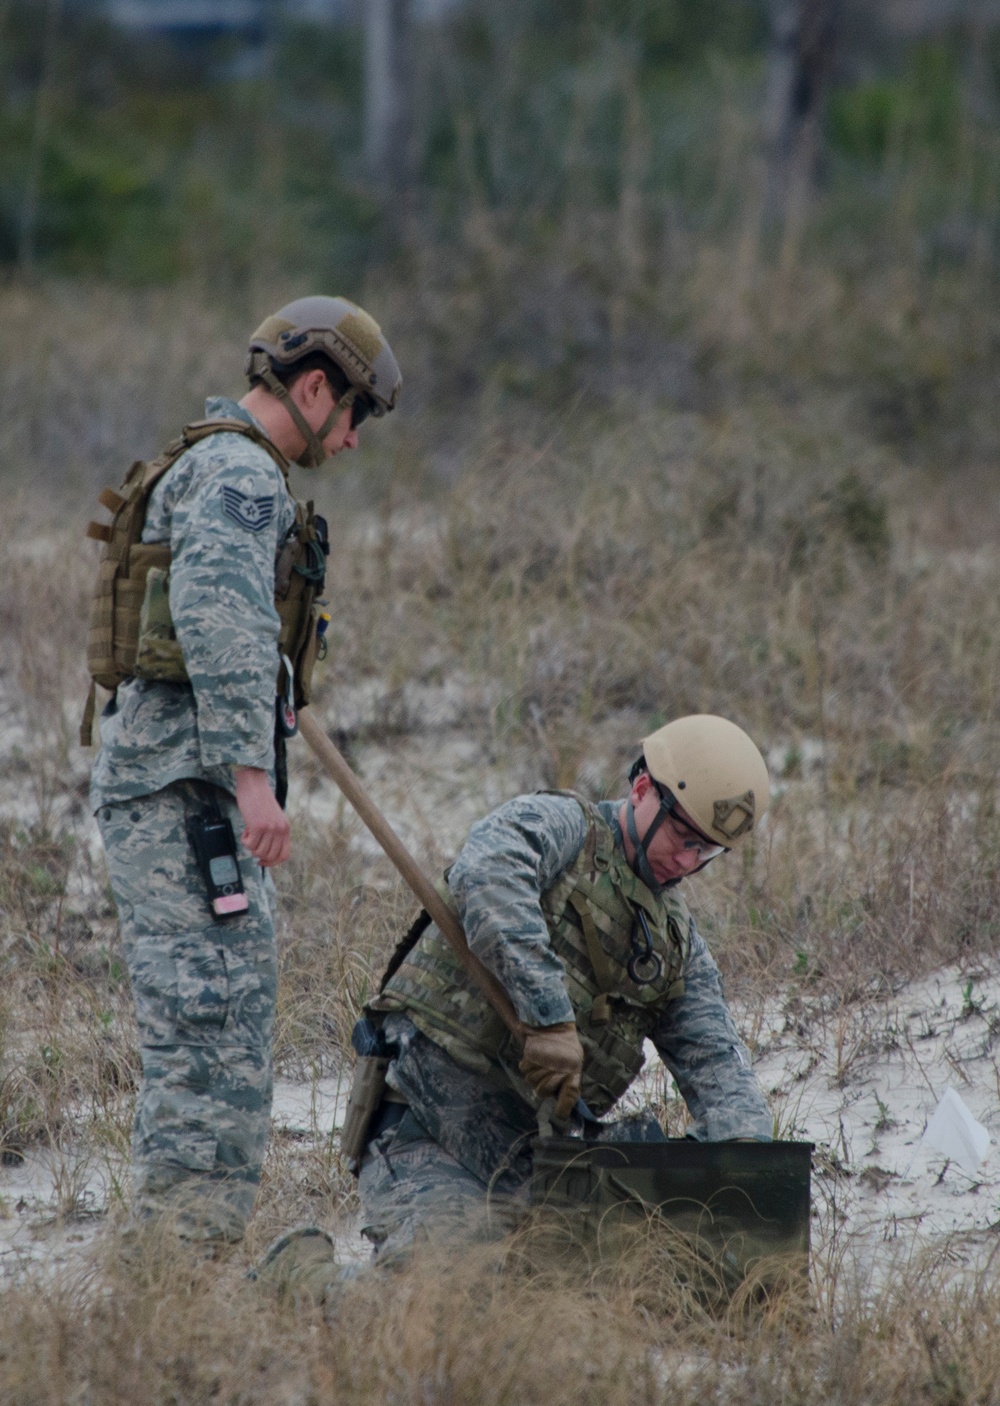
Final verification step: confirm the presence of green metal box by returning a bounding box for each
[530,1138,813,1298]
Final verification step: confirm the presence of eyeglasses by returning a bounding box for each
[651,780,727,862]
[350,394,376,430]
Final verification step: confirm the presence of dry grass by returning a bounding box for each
[0,1231,998,1405]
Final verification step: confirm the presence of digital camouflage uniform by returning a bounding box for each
[92,396,297,1241]
[359,793,772,1263]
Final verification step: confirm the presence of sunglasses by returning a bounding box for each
[650,780,727,861]
[350,394,376,430]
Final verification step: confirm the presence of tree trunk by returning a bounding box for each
[364,0,413,191]
[18,0,63,278]
[765,0,843,221]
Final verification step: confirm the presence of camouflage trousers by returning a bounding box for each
[357,1108,530,1265]
[97,780,277,1242]
[357,1020,535,1264]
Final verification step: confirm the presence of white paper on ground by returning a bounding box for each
[922,1086,991,1173]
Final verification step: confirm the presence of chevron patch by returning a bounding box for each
[220,487,276,533]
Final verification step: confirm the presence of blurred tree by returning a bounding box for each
[764,0,843,237]
[364,0,413,194]
[18,0,62,277]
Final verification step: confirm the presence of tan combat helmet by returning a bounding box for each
[246,295,402,467]
[641,715,770,849]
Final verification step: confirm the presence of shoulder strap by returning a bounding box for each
[377,874,457,992]
[179,417,291,481]
[534,788,614,874]
[378,908,434,993]
[135,417,290,500]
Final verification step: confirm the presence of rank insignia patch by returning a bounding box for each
[220,487,276,533]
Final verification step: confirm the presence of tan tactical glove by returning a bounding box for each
[519,1022,584,1121]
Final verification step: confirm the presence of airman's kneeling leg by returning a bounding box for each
[358,1107,526,1266]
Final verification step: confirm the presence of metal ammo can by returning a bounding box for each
[529,1136,814,1302]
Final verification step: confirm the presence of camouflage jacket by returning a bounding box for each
[89,396,298,810]
[384,792,773,1143]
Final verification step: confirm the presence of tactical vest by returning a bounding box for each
[373,794,693,1116]
[80,417,328,747]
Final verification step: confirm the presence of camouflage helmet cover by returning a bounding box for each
[246,295,401,416]
[641,715,770,849]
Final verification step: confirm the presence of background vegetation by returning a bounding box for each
[4,0,1000,464]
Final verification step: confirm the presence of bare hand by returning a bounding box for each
[234,767,291,867]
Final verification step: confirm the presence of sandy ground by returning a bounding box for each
[753,962,1000,1275]
[2,687,998,1287]
[0,1076,357,1280]
[4,962,997,1286]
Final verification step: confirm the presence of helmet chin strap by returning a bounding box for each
[624,795,721,891]
[248,354,356,468]
[624,797,671,893]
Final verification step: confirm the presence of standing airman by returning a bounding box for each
[86,296,401,1244]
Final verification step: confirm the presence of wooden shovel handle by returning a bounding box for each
[297,709,526,1042]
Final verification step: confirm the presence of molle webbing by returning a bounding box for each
[82,418,325,746]
[374,795,692,1115]
[273,498,328,708]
